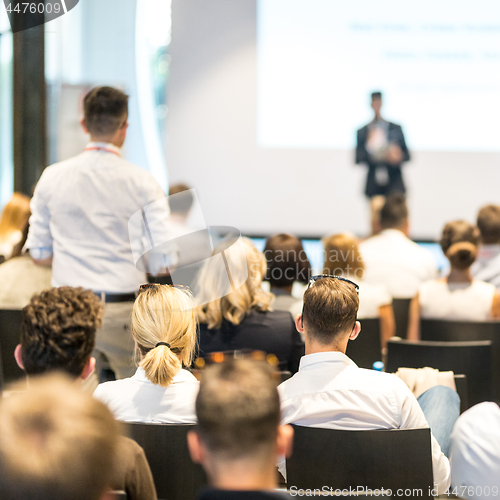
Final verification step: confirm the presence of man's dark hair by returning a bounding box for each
[380,193,408,230]
[195,359,280,460]
[477,205,500,244]
[20,287,104,377]
[302,278,359,345]
[371,91,382,100]
[264,233,311,288]
[83,86,129,137]
[169,183,194,215]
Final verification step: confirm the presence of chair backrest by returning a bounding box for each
[125,423,207,500]
[0,309,25,384]
[453,374,468,413]
[392,298,412,338]
[386,339,492,407]
[286,425,433,496]
[420,319,500,401]
[346,318,382,369]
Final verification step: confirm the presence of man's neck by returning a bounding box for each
[305,339,346,356]
[89,136,122,149]
[207,459,277,491]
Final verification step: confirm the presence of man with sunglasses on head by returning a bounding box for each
[277,275,458,494]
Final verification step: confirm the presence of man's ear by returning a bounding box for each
[14,344,24,370]
[81,357,96,381]
[80,118,89,135]
[294,314,304,335]
[187,430,205,465]
[349,321,361,341]
[276,424,294,459]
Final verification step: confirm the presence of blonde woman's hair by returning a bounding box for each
[322,233,364,279]
[0,193,31,255]
[196,237,273,329]
[132,285,198,387]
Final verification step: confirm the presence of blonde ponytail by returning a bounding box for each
[132,285,197,388]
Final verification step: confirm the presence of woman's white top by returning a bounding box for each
[356,281,392,319]
[418,279,496,321]
[93,367,199,423]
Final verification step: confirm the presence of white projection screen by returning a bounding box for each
[167,0,500,240]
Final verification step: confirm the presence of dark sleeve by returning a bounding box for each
[115,438,158,500]
[393,124,410,163]
[288,320,305,374]
[355,127,370,165]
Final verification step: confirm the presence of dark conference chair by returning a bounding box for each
[386,339,492,408]
[420,319,500,401]
[286,425,433,497]
[346,318,382,369]
[126,423,207,500]
[392,298,412,338]
[0,309,25,385]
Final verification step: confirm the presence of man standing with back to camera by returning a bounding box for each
[26,86,173,382]
[356,92,410,215]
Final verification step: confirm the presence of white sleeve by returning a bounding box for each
[139,177,179,275]
[25,171,54,256]
[397,378,451,494]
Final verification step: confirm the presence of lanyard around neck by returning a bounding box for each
[84,146,120,156]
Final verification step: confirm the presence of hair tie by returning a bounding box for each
[155,342,171,349]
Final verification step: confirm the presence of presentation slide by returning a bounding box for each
[257,0,500,151]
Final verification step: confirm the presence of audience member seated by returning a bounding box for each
[94,283,199,423]
[263,233,311,320]
[0,192,31,263]
[195,238,304,373]
[277,276,457,493]
[449,402,500,499]
[167,183,213,271]
[15,287,157,500]
[0,373,120,500]
[360,194,437,298]
[472,204,500,290]
[0,198,52,309]
[187,358,293,499]
[408,221,500,340]
[323,232,395,347]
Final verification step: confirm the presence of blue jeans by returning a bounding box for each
[417,385,460,458]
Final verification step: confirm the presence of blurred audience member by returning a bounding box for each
[0,373,119,500]
[323,233,395,347]
[196,238,304,373]
[187,359,293,499]
[15,287,157,500]
[450,402,500,500]
[0,192,30,263]
[25,86,173,380]
[408,221,500,340]
[278,276,454,493]
[263,233,311,320]
[472,204,500,289]
[94,284,199,423]
[360,194,437,298]
[0,199,51,310]
[162,183,213,288]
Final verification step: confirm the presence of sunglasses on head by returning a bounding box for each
[301,274,359,328]
[138,283,191,293]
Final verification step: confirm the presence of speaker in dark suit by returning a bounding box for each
[356,92,410,198]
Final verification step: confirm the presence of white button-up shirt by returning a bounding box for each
[26,143,172,292]
[450,402,500,499]
[360,229,438,299]
[278,351,450,493]
[93,367,199,423]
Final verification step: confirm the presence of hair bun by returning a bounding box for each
[446,241,477,270]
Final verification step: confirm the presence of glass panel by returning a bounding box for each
[0,7,13,206]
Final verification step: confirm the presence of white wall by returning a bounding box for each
[167,0,500,239]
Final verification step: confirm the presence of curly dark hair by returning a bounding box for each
[20,287,104,377]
